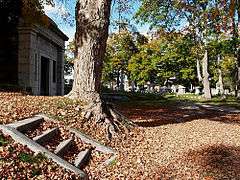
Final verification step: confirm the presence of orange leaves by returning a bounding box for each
[1,92,240,178]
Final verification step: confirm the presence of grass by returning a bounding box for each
[115,92,240,110]
[0,135,8,146]
[55,98,80,109]
[109,159,117,166]
[47,114,65,121]
[31,168,41,177]
[166,94,240,107]
[203,96,240,109]
[18,152,47,164]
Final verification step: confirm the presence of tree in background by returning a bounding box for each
[102,28,193,91]
[228,0,240,96]
[135,0,240,99]
[103,30,137,90]
[128,38,159,86]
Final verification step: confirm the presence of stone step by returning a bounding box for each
[74,149,91,169]
[33,128,59,144]
[70,128,115,154]
[54,138,73,157]
[69,128,117,166]
[0,125,86,178]
[7,116,44,132]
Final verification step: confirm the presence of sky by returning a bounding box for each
[44,0,150,42]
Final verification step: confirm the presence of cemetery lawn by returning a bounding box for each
[1,91,240,179]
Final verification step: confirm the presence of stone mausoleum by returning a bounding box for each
[0,12,68,96]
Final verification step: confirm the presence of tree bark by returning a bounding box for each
[217,54,224,96]
[231,7,240,97]
[116,69,120,90]
[120,70,125,91]
[67,0,134,138]
[196,58,202,83]
[236,2,240,97]
[68,0,111,119]
[202,50,212,99]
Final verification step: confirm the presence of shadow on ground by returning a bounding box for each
[156,144,240,179]
[116,100,240,127]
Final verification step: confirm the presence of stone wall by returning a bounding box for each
[18,28,32,89]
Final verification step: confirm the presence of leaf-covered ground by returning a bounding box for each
[1,91,240,179]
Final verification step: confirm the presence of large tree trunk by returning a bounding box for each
[202,50,212,99]
[67,0,133,138]
[68,0,111,117]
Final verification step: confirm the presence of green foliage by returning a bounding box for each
[18,153,35,163]
[129,32,197,86]
[135,0,240,93]
[104,28,202,88]
[206,36,239,90]
[103,30,137,84]
[135,0,185,30]
[128,39,159,85]
[221,56,237,90]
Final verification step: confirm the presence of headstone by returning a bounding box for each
[131,81,135,92]
[190,84,194,92]
[177,85,186,95]
[211,88,218,96]
[155,85,160,92]
[171,85,177,93]
[195,86,201,95]
[160,86,168,94]
[144,84,148,93]
[224,89,230,95]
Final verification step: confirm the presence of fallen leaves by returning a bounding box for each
[0,131,80,179]
[1,91,240,179]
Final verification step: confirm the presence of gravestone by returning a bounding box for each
[160,86,168,95]
[224,89,230,95]
[177,85,186,95]
[211,88,218,96]
[171,85,177,93]
[195,86,201,95]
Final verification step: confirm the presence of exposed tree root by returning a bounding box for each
[66,90,136,140]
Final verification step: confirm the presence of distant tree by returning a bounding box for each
[135,0,237,99]
[103,30,137,90]
[128,31,197,88]
[128,39,158,86]
[227,0,240,96]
